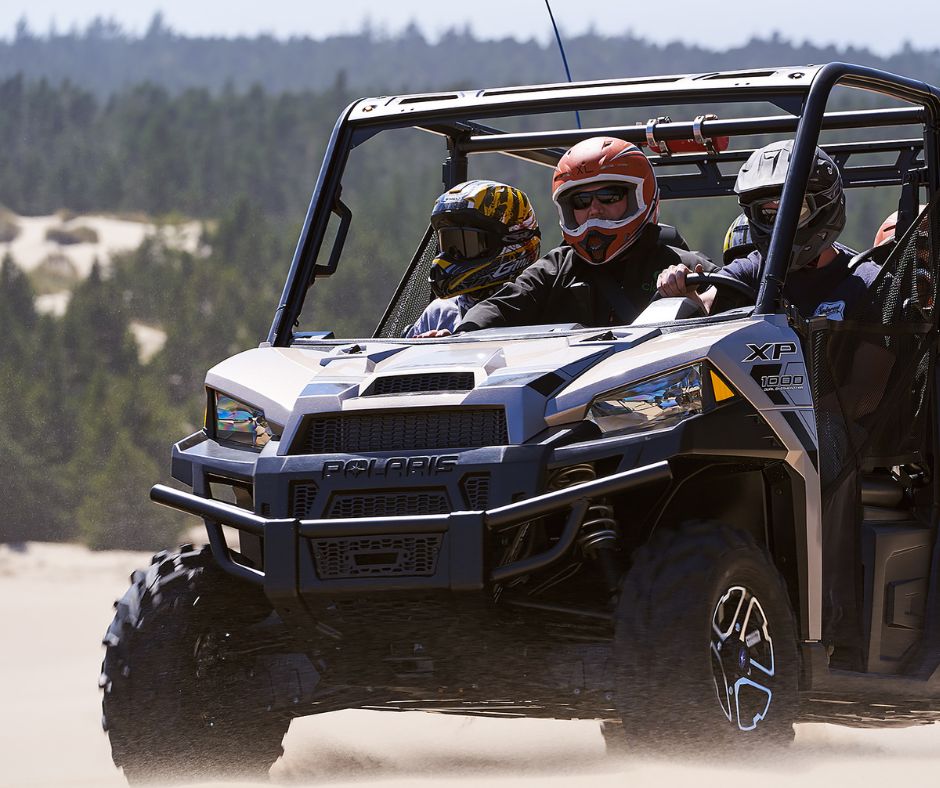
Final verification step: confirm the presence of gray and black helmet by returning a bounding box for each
[734,139,845,270]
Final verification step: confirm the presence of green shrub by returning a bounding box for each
[0,206,18,243]
[29,253,80,294]
[45,224,100,245]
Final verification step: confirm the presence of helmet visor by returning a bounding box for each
[744,196,819,230]
[569,185,633,211]
[554,175,648,235]
[436,226,501,263]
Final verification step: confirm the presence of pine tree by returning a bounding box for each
[0,253,37,356]
[75,430,184,550]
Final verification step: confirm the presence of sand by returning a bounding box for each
[1,213,203,279]
[0,210,193,359]
[1,541,939,788]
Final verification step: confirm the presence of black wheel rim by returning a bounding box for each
[710,585,776,731]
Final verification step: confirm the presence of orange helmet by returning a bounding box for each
[552,137,659,264]
[874,211,899,246]
[874,206,926,246]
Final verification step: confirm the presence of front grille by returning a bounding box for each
[292,481,319,518]
[295,408,507,454]
[327,490,450,518]
[461,474,491,510]
[363,372,474,396]
[310,534,443,579]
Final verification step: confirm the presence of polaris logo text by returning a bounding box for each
[321,455,458,479]
[744,342,798,362]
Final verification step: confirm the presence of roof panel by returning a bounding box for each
[347,66,824,124]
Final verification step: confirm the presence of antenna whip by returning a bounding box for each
[544,0,582,129]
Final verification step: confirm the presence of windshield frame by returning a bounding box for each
[269,63,940,347]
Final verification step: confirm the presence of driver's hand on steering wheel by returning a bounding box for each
[657,262,702,296]
[657,263,711,313]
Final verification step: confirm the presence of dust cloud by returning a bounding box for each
[2,542,938,788]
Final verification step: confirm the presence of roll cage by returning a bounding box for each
[268,62,940,347]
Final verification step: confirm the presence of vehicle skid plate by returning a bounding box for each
[276,509,486,595]
[150,460,672,597]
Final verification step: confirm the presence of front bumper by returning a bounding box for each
[151,459,671,601]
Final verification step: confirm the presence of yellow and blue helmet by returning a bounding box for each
[429,180,540,299]
[722,212,755,264]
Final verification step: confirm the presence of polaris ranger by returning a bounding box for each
[100,63,940,782]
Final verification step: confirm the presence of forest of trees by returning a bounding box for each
[0,75,343,217]
[0,201,294,548]
[3,15,940,97]
[0,26,931,549]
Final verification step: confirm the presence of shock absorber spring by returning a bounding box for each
[577,501,618,557]
[548,464,622,594]
[547,464,596,491]
[580,498,622,595]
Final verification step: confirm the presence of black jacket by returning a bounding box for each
[456,224,716,331]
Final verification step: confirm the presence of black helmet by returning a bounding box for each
[735,140,845,270]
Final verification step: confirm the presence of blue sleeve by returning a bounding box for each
[405,299,461,337]
[720,251,762,291]
[843,262,883,321]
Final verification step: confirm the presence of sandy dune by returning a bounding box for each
[2,541,939,788]
[1,213,203,279]
[0,210,189,360]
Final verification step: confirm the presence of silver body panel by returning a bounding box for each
[206,310,824,638]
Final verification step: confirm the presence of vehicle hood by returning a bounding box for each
[206,320,764,448]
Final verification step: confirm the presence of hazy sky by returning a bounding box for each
[4,0,940,56]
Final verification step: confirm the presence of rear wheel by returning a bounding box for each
[100,545,292,783]
[613,520,799,753]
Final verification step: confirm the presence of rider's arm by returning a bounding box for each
[657,252,760,313]
[656,262,716,313]
[455,250,566,332]
[406,298,460,338]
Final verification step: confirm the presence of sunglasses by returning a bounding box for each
[436,226,501,263]
[570,186,629,210]
[747,197,815,228]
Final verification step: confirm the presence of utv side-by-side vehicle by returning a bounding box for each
[100,63,940,782]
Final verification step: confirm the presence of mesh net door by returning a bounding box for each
[808,198,939,493]
[374,226,439,338]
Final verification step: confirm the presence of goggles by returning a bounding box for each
[745,196,815,229]
[569,185,630,210]
[436,226,501,263]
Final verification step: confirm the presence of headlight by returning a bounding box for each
[587,365,703,437]
[213,393,280,448]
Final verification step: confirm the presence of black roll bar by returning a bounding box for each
[755,63,940,315]
[271,63,940,339]
[267,102,358,347]
[449,108,925,157]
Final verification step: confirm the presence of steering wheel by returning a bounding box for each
[682,272,758,302]
[847,243,893,270]
[652,272,758,314]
